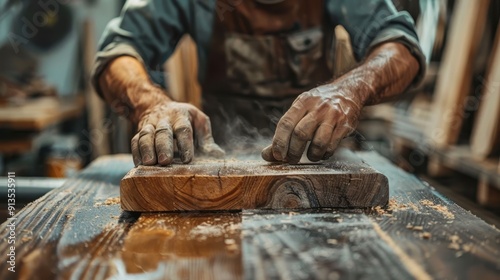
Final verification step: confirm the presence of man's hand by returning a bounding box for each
[132,100,225,166]
[261,86,361,164]
[97,56,224,166]
[262,42,420,163]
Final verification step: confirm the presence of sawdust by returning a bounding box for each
[420,199,455,219]
[104,197,121,205]
[189,222,224,239]
[224,238,236,245]
[420,232,432,239]
[94,197,121,207]
[189,221,241,240]
[373,198,420,215]
[448,234,462,251]
[406,225,423,231]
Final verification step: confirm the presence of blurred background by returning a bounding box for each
[0,0,499,222]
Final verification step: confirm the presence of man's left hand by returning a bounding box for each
[261,85,363,163]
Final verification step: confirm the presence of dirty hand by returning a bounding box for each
[132,100,225,166]
[261,85,362,163]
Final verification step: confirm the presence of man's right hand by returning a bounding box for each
[131,99,225,166]
[97,56,224,166]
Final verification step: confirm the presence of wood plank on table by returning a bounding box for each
[0,138,33,154]
[471,18,500,159]
[0,96,85,131]
[120,148,389,212]
[0,153,499,280]
[427,0,490,148]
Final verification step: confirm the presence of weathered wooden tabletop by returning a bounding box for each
[1,152,499,280]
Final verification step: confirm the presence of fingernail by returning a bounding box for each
[181,151,192,163]
[143,154,153,163]
[158,153,167,163]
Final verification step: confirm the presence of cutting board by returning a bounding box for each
[120,148,389,212]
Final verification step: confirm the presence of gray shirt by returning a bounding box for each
[92,0,426,96]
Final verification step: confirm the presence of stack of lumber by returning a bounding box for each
[375,0,500,207]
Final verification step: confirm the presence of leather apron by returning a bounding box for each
[201,0,335,145]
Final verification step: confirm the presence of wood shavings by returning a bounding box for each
[420,232,432,239]
[406,224,423,231]
[448,234,462,251]
[374,199,421,215]
[226,243,239,252]
[94,197,121,207]
[224,238,235,245]
[420,199,455,219]
[448,243,461,250]
[373,206,385,215]
[189,222,224,239]
[327,239,338,245]
[104,197,121,205]
[21,236,32,242]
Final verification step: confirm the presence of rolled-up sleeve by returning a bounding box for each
[91,0,191,96]
[326,0,426,85]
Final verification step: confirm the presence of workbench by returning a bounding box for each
[1,152,499,279]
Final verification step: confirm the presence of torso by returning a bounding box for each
[201,0,335,145]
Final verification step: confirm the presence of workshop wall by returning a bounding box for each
[0,1,119,95]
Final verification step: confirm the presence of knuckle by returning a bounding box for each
[174,124,193,135]
[139,138,153,150]
[293,127,309,141]
[131,134,139,145]
[279,118,295,131]
[318,101,331,111]
[155,126,172,135]
[201,114,211,125]
[272,138,287,149]
[139,125,155,136]
[311,140,327,150]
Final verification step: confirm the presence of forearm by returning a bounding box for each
[98,56,172,125]
[325,42,420,106]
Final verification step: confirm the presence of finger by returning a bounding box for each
[131,134,141,166]
[193,112,225,158]
[307,123,334,162]
[287,114,318,164]
[261,144,279,162]
[272,102,307,161]
[138,124,157,165]
[173,117,194,164]
[322,139,340,160]
[323,125,350,160]
[155,121,174,165]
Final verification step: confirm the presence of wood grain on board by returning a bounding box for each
[471,18,500,159]
[120,148,389,212]
[1,153,499,279]
[427,0,490,147]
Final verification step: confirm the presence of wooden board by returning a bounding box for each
[1,153,499,279]
[0,96,85,131]
[120,148,389,212]
[0,138,33,154]
[471,18,500,159]
[427,0,490,148]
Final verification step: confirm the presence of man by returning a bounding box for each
[92,0,425,166]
